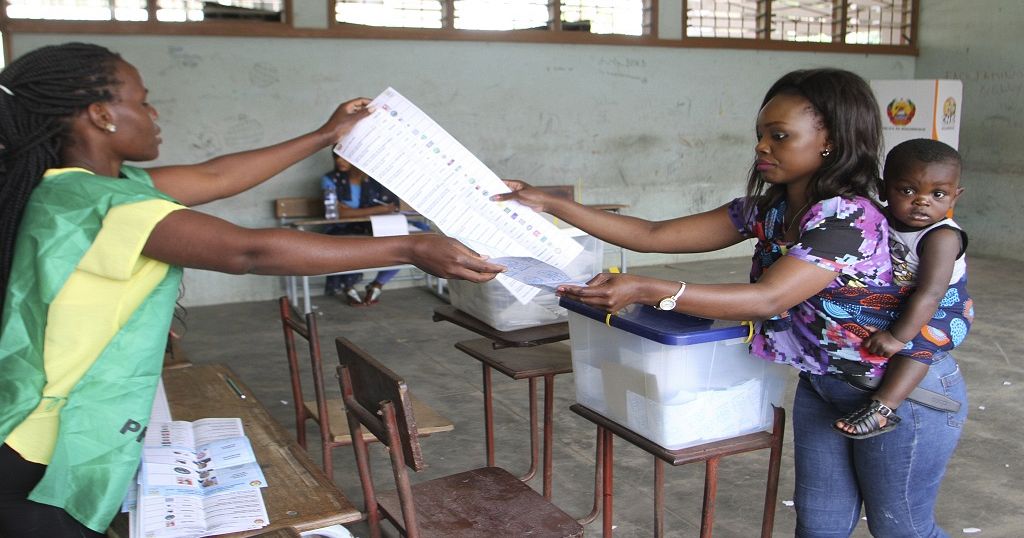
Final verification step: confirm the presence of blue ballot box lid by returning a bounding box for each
[559,298,749,346]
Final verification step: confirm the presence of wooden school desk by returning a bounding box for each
[110,363,361,537]
[276,202,434,313]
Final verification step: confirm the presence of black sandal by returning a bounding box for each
[834,399,901,439]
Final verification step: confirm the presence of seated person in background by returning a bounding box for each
[835,138,972,438]
[321,155,426,306]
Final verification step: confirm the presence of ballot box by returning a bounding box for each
[562,299,789,450]
[448,230,603,331]
[870,79,963,157]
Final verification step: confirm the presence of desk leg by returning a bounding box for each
[483,365,495,467]
[520,377,538,482]
[286,276,297,309]
[700,457,721,538]
[301,276,312,315]
[577,426,604,525]
[602,428,614,538]
[542,374,554,500]
[654,458,665,537]
[761,406,785,538]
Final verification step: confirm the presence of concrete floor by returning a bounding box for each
[178,255,1022,537]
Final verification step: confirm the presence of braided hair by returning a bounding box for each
[0,42,122,314]
[745,68,883,213]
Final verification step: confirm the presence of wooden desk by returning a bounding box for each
[164,364,361,536]
[281,213,432,313]
[250,528,302,538]
[571,404,784,538]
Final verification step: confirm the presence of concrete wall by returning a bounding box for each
[914,0,1024,262]
[10,31,913,306]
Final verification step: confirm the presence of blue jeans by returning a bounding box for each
[793,352,968,538]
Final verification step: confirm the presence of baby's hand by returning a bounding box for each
[862,329,906,358]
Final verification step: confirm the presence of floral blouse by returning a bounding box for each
[727,195,896,377]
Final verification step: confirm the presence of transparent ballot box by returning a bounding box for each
[448,229,603,331]
[562,299,788,450]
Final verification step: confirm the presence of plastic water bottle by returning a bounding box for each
[323,179,339,220]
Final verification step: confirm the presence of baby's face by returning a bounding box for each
[884,161,963,230]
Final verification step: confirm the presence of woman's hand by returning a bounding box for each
[557,273,666,313]
[409,235,505,282]
[317,98,373,144]
[491,180,559,213]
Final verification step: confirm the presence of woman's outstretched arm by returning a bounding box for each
[492,180,747,254]
[148,99,371,206]
[558,255,837,321]
[142,209,504,282]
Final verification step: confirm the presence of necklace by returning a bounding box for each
[783,200,811,237]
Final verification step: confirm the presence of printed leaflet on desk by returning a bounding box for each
[135,418,269,537]
[335,87,584,303]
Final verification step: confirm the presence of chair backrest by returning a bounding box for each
[277,297,331,446]
[335,337,425,471]
[275,197,322,222]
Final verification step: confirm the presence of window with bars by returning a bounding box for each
[334,0,652,36]
[4,0,284,22]
[684,0,914,46]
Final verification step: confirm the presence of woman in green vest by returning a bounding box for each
[0,43,503,536]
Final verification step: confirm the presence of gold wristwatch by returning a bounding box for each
[656,281,687,311]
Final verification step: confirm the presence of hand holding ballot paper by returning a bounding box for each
[336,88,587,303]
[489,257,588,292]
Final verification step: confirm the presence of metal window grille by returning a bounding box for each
[685,0,758,38]
[335,0,649,35]
[4,0,282,21]
[770,0,833,43]
[685,0,914,46]
[843,0,913,45]
[335,0,443,28]
[559,0,647,35]
[157,1,283,22]
[6,0,147,20]
[453,0,549,31]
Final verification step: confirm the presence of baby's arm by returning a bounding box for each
[886,227,963,345]
[862,328,907,358]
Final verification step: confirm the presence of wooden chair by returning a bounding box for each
[277,297,453,481]
[335,336,584,538]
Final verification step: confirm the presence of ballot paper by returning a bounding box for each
[335,87,583,303]
[489,256,587,292]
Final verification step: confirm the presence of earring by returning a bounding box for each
[104,124,117,133]
[821,148,831,158]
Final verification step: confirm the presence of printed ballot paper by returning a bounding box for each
[335,88,583,303]
[489,257,588,292]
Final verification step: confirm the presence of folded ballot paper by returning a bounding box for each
[488,256,588,292]
[335,87,583,303]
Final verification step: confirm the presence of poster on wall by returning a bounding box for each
[870,79,963,159]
